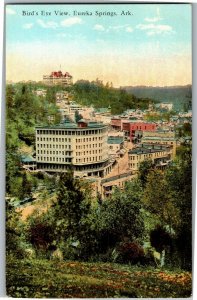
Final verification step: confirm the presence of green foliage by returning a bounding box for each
[177,122,192,138]
[73,79,150,114]
[45,170,96,260]
[142,145,192,270]
[125,85,192,111]
[6,259,192,298]
[138,160,154,187]
[97,180,144,253]
[165,148,192,270]
[27,217,54,253]
[75,110,83,122]
[52,171,91,239]
[6,200,25,258]
[142,169,178,229]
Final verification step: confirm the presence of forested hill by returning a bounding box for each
[122,85,192,111]
[73,80,153,114]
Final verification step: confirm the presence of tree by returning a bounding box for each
[138,160,154,187]
[75,110,83,122]
[19,173,32,199]
[51,170,92,244]
[97,180,145,253]
[6,200,24,258]
[142,169,181,232]
[165,148,192,270]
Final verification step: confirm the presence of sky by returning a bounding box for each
[6,4,192,87]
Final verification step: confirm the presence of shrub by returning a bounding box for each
[116,241,145,264]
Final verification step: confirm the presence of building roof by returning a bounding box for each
[107,137,124,144]
[128,143,171,155]
[36,121,107,130]
[21,155,36,163]
[142,136,176,141]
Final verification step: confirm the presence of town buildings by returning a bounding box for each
[43,70,73,86]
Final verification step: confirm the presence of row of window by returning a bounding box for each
[129,151,168,160]
[37,144,71,149]
[37,137,71,142]
[37,163,70,170]
[76,156,102,163]
[76,143,102,149]
[37,137,104,144]
[37,150,71,156]
[37,157,72,162]
[130,125,155,130]
[76,149,102,156]
[37,163,105,171]
[129,163,139,168]
[76,137,103,142]
[36,129,104,135]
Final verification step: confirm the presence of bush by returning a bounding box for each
[116,241,145,264]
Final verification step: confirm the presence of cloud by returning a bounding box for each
[94,24,105,31]
[136,23,174,36]
[105,24,133,33]
[23,23,34,29]
[37,19,59,29]
[61,17,83,27]
[6,7,16,15]
[109,25,127,31]
[125,26,133,33]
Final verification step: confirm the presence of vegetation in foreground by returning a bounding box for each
[7,258,192,298]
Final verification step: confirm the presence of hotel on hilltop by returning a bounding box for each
[43,70,73,86]
[36,120,113,177]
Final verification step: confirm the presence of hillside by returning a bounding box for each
[123,85,192,110]
[7,259,192,298]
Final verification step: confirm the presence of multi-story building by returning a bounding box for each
[110,118,156,142]
[36,120,113,177]
[108,136,124,157]
[141,131,177,158]
[43,70,73,86]
[128,143,173,172]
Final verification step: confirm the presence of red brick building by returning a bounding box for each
[129,122,156,141]
[111,118,156,142]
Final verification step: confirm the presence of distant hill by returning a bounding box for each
[122,85,192,110]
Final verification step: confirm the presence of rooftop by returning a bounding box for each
[36,120,108,130]
[142,136,176,141]
[129,143,172,155]
[107,137,124,144]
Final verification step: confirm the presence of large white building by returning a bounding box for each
[43,70,73,86]
[36,120,113,177]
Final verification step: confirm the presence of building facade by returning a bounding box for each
[128,143,173,172]
[141,134,177,158]
[36,121,113,177]
[110,118,156,142]
[43,71,73,86]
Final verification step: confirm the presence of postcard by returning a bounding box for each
[5,2,192,298]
